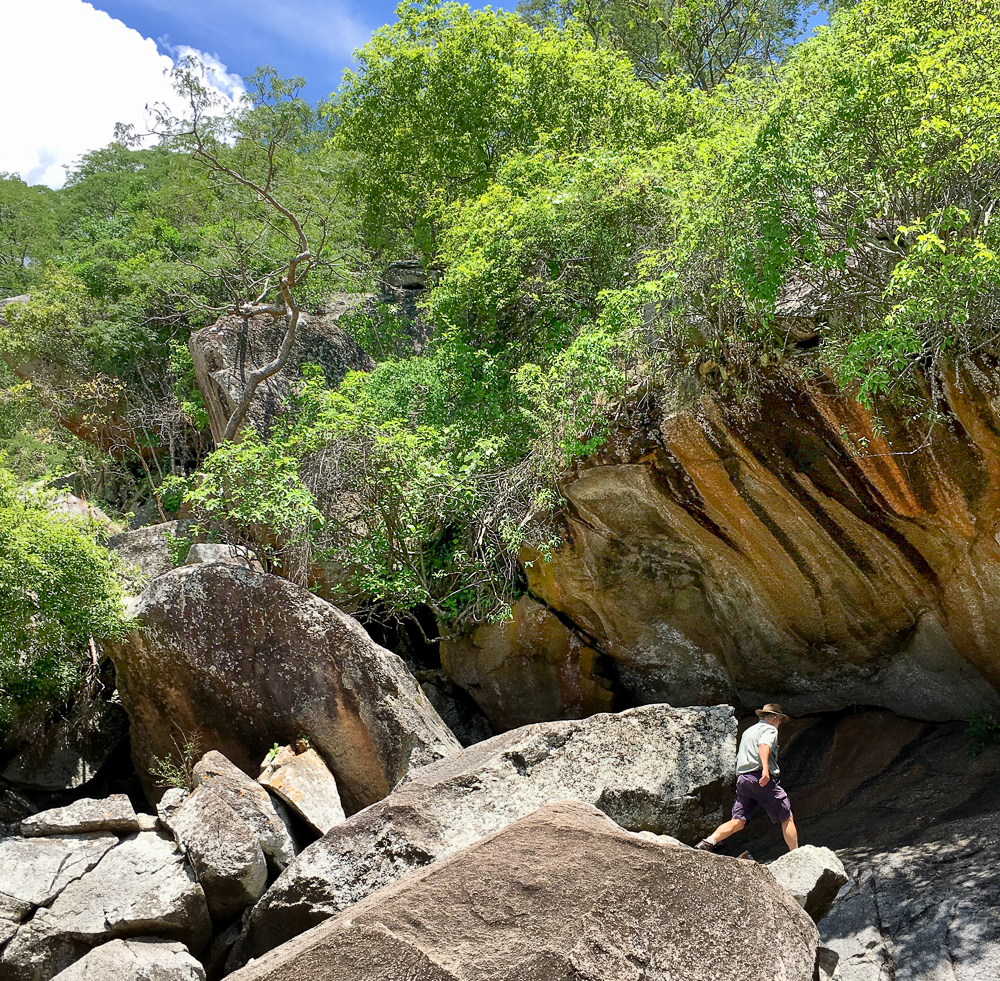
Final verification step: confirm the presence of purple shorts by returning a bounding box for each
[732,772,792,824]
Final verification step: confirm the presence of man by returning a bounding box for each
[694,703,798,853]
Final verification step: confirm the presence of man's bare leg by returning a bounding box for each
[781,815,799,851]
[704,817,745,845]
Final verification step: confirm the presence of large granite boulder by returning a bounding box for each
[162,785,268,921]
[103,563,460,809]
[1,832,212,981]
[188,302,374,445]
[229,800,819,981]
[49,938,206,981]
[768,845,848,923]
[0,834,118,908]
[471,371,1000,723]
[230,703,735,966]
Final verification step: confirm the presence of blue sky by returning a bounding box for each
[89,1,481,101]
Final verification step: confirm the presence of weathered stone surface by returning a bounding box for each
[229,801,819,981]
[258,747,345,835]
[814,947,841,981]
[508,372,1000,722]
[21,796,139,838]
[441,595,615,732]
[821,811,1000,981]
[418,671,494,747]
[105,564,460,811]
[183,543,259,570]
[108,521,194,582]
[188,304,373,445]
[156,789,189,828]
[1,832,212,981]
[231,703,735,966]
[163,786,267,920]
[49,938,206,981]
[193,752,295,871]
[0,834,117,907]
[768,845,847,923]
[2,695,128,792]
[136,813,158,832]
[0,894,33,950]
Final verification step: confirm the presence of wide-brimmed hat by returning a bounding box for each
[756,703,791,723]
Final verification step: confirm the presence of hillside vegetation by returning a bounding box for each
[1,0,997,724]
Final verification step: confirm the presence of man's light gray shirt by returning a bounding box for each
[736,720,780,776]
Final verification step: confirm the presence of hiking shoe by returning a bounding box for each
[695,839,717,852]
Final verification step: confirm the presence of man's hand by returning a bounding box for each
[759,769,770,787]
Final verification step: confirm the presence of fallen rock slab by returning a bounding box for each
[194,752,295,871]
[104,564,460,811]
[49,938,206,981]
[258,747,345,835]
[164,786,267,921]
[229,800,819,981]
[21,796,139,838]
[768,845,848,923]
[2,832,212,981]
[230,703,735,966]
[0,834,118,907]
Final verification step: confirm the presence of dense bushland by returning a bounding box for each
[1,0,997,677]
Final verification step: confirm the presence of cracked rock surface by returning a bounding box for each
[1,832,211,981]
[20,796,138,838]
[228,800,819,981]
[0,834,117,908]
[229,703,736,968]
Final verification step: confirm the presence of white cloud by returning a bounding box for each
[0,0,245,188]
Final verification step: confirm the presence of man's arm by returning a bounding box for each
[759,743,771,786]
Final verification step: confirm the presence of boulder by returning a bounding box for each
[820,809,1000,981]
[104,564,460,811]
[230,703,735,966]
[768,845,848,923]
[440,595,615,732]
[257,747,345,835]
[193,752,295,871]
[162,786,268,921]
[2,695,128,792]
[1,832,212,981]
[228,801,819,981]
[0,834,117,907]
[107,521,194,582]
[156,789,189,828]
[814,947,840,981]
[183,543,260,570]
[0,894,33,949]
[49,938,206,981]
[188,304,373,445]
[21,796,139,838]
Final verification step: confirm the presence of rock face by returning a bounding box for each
[104,564,461,809]
[0,834,118,907]
[230,703,735,966]
[229,800,819,981]
[441,595,615,732]
[768,845,848,923]
[188,303,374,445]
[183,543,260,570]
[1,831,212,981]
[471,372,1000,723]
[48,938,206,981]
[821,810,1000,981]
[107,521,194,582]
[192,752,296,871]
[258,747,345,835]
[21,796,139,838]
[163,785,268,921]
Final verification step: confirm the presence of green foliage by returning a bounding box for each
[330,0,689,250]
[149,733,201,789]
[966,711,1000,757]
[0,466,126,737]
[0,174,58,294]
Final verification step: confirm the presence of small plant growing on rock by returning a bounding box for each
[150,733,202,790]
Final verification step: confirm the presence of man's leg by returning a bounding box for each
[781,814,798,851]
[696,817,745,850]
